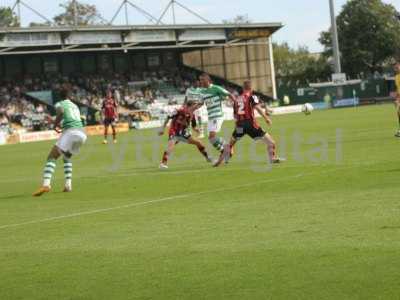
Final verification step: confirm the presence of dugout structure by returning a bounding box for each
[0,23,282,99]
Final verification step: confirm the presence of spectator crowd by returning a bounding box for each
[0,67,237,133]
[0,83,51,134]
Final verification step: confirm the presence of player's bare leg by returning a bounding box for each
[187,137,212,162]
[111,125,117,143]
[103,125,109,144]
[213,137,236,167]
[228,138,237,160]
[160,139,176,169]
[261,133,285,164]
[33,146,62,196]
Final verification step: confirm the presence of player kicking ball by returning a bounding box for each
[159,101,212,169]
[198,73,237,158]
[214,80,285,167]
[102,90,118,144]
[33,89,87,196]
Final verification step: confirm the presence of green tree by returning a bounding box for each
[0,6,19,27]
[53,0,103,26]
[222,15,251,24]
[319,0,400,77]
[273,42,332,85]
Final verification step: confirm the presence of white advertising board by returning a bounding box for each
[125,30,176,43]
[65,32,122,45]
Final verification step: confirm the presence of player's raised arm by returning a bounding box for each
[227,92,237,103]
[215,84,237,103]
[158,113,173,136]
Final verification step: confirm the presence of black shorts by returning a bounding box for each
[232,120,266,141]
[104,118,116,126]
[169,128,192,143]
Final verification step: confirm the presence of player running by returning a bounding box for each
[394,63,400,137]
[198,73,237,155]
[159,101,212,169]
[33,89,87,196]
[102,90,118,144]
[215,80,284,167]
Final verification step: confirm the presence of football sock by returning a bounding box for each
[63,158,72,188]
[210,137,225,152]
[43,159,56,187]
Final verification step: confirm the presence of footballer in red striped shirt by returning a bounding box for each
[102,90,118,144]
[158,101,212,169]
[215,80,285,166]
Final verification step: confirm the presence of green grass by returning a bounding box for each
[1,104,400,300]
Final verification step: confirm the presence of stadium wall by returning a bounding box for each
[0,51,179,78]
[182,38,274,97]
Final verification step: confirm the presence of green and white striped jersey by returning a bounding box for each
[199,84,230,120]
[55,99,83,130]
[185,87,203,102]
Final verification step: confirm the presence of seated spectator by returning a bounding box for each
[0,113,9,133]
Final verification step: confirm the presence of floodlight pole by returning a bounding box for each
[124,0,129,25]
[171,0,176,25]
[157,0,211,25]
[11,0,53,26]
[157,1,172,25]
[110,0,160,25]
[11,0,22,25]
[329,0,341,74]
[17,0,21,25]
[73,0,78,26]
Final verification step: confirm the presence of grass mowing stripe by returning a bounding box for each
[0,172,308,230]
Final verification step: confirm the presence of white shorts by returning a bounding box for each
[56,129,87,155]
[207,118,224,133]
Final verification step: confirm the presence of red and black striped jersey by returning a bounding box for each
[233,91,261,126]
[102,97,117,119]
[169,107,194,132]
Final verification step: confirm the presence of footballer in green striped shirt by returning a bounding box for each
[198,73,237,163]
[33,88,87,197]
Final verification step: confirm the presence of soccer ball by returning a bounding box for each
[302,103,314,115]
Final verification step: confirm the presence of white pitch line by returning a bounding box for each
[0,173,305,230]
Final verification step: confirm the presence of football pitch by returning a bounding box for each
[1,104,399,300]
